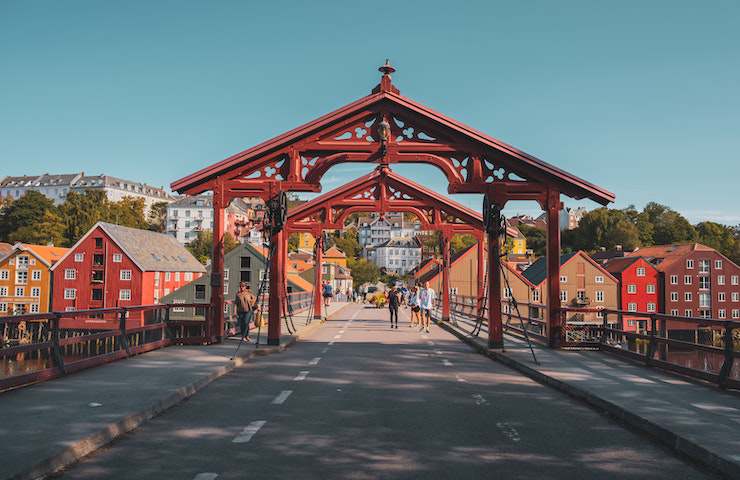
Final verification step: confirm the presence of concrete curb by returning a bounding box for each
[434,318,739,479]
[15,306,350,480]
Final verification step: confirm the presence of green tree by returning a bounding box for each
[59,191,110,245]
[186,230,239,264]
[10,210,66,246]
[334,227,360,259]
[518,224,546,256]
[0,191,57,242]
[287,233,300,252]
[450,233,477,256]
[347,257,380,286]
[147,201,169,232]
[106,196,148,229]
[564,207,640,252]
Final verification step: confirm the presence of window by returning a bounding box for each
[670,292,678,302]
[595,291,604,302]
[64,288,76,299]
[699,310,711,319]
[120,270,132,280]
[627,284,637,294]
[119,289,131,301]
[0,270,8,280]
[628,302,637,312]
[532,289,540,302]
[16,255,29,268]
[30,304,39,313]
[718,292,726,302]
[175,272,180,281]
[647,303,656,312]
[31,287,40,297]
[699,260,710,273]
[0,287,6,296]
[717,275,725,285]
[94,237,103,249]
[15,287,24,296]
[685,292,692,301]
[184,272,193,282]
[165,272,171,281]
[670,309,679,316]
[92,288,103,301]
[31,270,41,281]
[13,304,26,315]
[732,292,739,302]
[194,284,206,300]
[699,293,710,308]
[240,270,251,282]
[732,275,738,285]
[636,267,646,277]
[595,275,604,284]
[646,284,656,294]
[15,271,28,284]
[241,257,251,269]
[164,288,170,296]
[576,290,586,304]
[224,283,229,294]
[172,299,186,313]
[93,254,104,266]
[65,306,76,312]
[670,275,678,285]
[699,276,710,289]
[559,290,567,302]
[259,270,267,281]
[685,309,692,317]
[733,309,739,319]
[559,275,567,283]
[0,303,6,312]
[112,253,123,263]
[628,320,635,327]
[92,270,104,282]
[718,309,726,319]
[64,268,76,280]
[715,260,723,269]
[74,253,84,262]
[686,259,694,269]
[502,287,512,299]
[224,269,230,280]
[684,275,692,285]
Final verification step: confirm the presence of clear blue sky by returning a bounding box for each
[1,1,738,224]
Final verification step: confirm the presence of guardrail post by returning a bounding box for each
[119,308,131,355]
[718,322,735,388]
[50,314,66,375]
[646,314,657,365]
[600,310,608,346]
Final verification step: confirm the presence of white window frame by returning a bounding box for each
[172,299,186,313]
[718,309,726,319]
[715,259,722,269]
[64,268,76,280]
[224,268,230,281]
[0,303,6,312]
[30,303,39,313]
[559,275,567,283]
[595,290,604,302]
[684,275,692,285]
[670,292,678,302]
[0,269,8,280]
[165,272,171,281]
[0,287,7,296]
[184,272,193,282]
[119,289,132,301]
[647,302,656,312]
[685,309,692,317]
[595,275,604,284]
[732,309,739,319]
[559,290,567,302]
[732,292,739,302]
[685,292,692,301]
[636,267,646,277]
[15,287,24,296]
[627,284,637,294]
[120,269,132,281]
[670,309,679,316]
[670,275,678,285]
[64,288,76,300]
[74,253,84,262]
[646,284,656,294]
[686,259,694,269]
[732,275,738,286]
[31,287,40,297]
[628,302,637,312]
[175,272,181,282]
[112,253,123,263]
[31,270,41,281]
[15,270,28,285]
[718,292,725,302]
[717,275,725,285]
[532,289,540,302]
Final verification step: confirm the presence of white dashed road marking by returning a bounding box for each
[455,374,467,383]
[321,347,329,354]
[328,341,335,346]
[232,420,266,443]
[442,359,453,366]
[308,357,321,365]
[193,474,218,480]
[271,390,293,405]
[294,371,310,381]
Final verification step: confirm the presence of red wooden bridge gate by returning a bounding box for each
[171,62,614,349]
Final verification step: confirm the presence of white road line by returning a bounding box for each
[321,347,329,353]
[232,420,266,443]
[455,374,467,383]
[442,359,453,366]
[308,357,321,365]
[434,350,443,355]
[193,474,218,480]
[294,371,310,381]
[328,341,335,346]
[271,390,293,405]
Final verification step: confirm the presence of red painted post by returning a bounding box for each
[441,233,451,321]
[476,234,485,306]
[267,227,285,346]
[210,183,226,343]
[313,234,323,319]
[487,201,503,349]
[546,189,562,348]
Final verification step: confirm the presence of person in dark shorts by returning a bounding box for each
[322,281,333,307]
[387,286,402,329]
[235,282,257,341]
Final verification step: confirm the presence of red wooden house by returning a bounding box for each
[51,222,205,329]
[603,256,660,333]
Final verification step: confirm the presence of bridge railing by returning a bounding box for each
[0,303,210,392]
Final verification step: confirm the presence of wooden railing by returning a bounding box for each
[0,303,210,392]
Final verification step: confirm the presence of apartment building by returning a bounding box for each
[603,256,660,333]
[165,195,256,244]
[0,244,68,315]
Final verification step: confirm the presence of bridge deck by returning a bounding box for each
[21,304,724,479]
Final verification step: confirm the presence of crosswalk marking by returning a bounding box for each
[232,420,266,443]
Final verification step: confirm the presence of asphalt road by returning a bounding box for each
[56,304,716,479]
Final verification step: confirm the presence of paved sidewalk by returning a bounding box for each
[0,302,350,480]
[438,318,740,478]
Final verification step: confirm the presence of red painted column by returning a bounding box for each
[267,228,285,346]
[210,183,226,343]
[313,234,323,319]
[476,234,485,307]
[441,233,451,321]
[487,202,503,349]
[546,189,562,348]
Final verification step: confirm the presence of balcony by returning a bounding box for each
[574,296,590,306]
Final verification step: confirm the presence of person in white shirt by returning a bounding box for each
[408,286,421,327]
[418,282,436,333]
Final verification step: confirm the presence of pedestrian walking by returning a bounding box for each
[235,282,257,341]
[322,281,333,307]
[387,286,402,329]
[418,281,436,333]
[408,286,421,327]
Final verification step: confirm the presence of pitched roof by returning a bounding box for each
[0,242,13,257]
[324,245,346,258]
[626,243,721,271]
[287,272,313,292]
[603,256,642,274]
[376,237,421,249]
[171,77,614,205]
[416,242,478,284]
[2,243,69,267]
[52,222,205,273]
[521,252,578,286]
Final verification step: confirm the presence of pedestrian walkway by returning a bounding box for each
[438,317,740,478]
[0,303,350,480]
